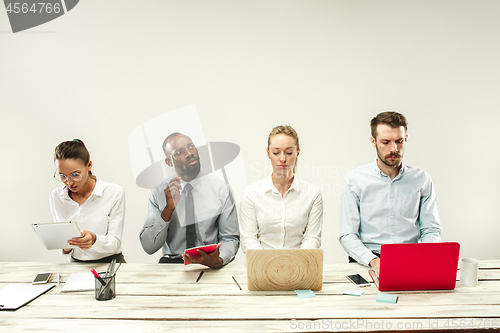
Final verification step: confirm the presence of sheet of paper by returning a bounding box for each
[376,293,398,304]
[61,272,95,292]
[0,284,54,310]
[343,289,364,296]
[294,289,316,298]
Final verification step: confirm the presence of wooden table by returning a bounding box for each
[0,261,499,332]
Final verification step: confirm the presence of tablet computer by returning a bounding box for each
[32,222,82,250]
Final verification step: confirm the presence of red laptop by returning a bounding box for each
[369,242,460,291]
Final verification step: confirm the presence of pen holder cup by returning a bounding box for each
[94,272,116,301]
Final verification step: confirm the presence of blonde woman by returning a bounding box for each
[239,125,323,252]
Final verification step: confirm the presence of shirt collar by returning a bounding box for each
[180,172,205,192]
[372,159,406,179]
[93,177,104,196]
[59,177,102,201]
[264,174,300,194]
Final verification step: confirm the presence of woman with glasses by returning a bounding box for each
[49,139,126,263]
[239,125,323,252]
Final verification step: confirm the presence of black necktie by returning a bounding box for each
[184,183,196,249]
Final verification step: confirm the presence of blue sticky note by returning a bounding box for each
[343,289,364,296]
[376,293,398,304]
[294,289,316,298]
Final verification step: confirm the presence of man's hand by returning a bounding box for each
[161,177,183,222]
[182,243,223,268]
[68,230,97,250]
[369,257,381,277]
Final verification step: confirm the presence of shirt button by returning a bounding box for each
[390,199,393,202]
[390,216,393,218]
[392,233,395,236]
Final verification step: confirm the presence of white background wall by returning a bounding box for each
[1,0,499,264]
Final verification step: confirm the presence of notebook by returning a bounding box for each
[369,242,460,291]
[0,284,54,310]
[246,249,323,291]
[60,272,95,292]
[183,244,218,265]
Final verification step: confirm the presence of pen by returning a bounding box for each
[232,276,242,290]
[91,269,106,286]
[110,259,116,276]
[196,271,204,283]
[100,278,114,299]
[111,263,122,276]
[105,258,116,278]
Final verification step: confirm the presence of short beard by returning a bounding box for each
[376,147,402,168]
[185,161,201,176]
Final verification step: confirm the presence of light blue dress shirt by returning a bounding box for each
[339,160,441,266]
[140,172,240,265]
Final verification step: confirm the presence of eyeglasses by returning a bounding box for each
[172,143,196,159]
[54,171,82,182]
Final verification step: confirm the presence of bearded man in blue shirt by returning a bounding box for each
[340,112,442,276]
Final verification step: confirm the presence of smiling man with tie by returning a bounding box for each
[140,133,240,268]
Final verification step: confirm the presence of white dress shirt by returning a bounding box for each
[239,175,323,252]
[49,177,125,261]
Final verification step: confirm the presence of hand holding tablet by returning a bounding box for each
[32,222,82,250]
[182,243,222,268]
[67,230,97,250]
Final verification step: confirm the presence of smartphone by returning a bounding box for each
[346,273,371,287]
[32,272,52,285]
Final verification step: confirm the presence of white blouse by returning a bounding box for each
[239,175,322,253]
[49,177,125,261]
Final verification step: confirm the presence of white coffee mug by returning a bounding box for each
[460,258,479,287]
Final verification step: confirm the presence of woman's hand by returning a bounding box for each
[68,230,97,250]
